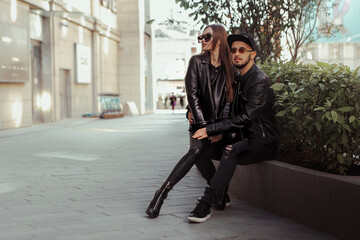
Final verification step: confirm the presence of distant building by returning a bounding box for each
[153,26,201,109]
[0,0,154,129]
[301,0,360,69]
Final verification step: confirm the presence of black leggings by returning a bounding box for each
[165,132,224,185]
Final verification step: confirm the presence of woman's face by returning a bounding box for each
[201,27,213,52]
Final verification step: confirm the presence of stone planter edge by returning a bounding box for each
[213,160,360,240]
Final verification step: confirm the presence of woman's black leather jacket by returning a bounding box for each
[186,54,227,131]
[206,64,279,143]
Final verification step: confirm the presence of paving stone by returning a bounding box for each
[0,111,337,240]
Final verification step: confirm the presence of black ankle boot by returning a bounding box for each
[146,181,172,218]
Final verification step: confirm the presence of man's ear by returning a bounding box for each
[251,51,257,60]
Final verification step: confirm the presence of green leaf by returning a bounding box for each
[315,122,321,131]
[276,110,287,117]
[271,83,284,91]
[337,154,344,164]
[319,83,325,91]
[316,61,329,68]
[349,115,356,123]
[292,107,299,113]
[313,107,325,111]
[331,111,338,123]
[341,124,352,132]
[325,112,332,121]
[289,83,297,92]
[337,115,345,124]
[326,99,332,107]
[338,106,354,112]
[275,71,282,78]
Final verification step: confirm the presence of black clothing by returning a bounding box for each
[166,132,224,185]
[200,64,279,206]
[186,54,227,131]
[206,64,279,143]
[165,54,229,185]
[202,140,278,205]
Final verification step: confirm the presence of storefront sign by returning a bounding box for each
[101,0,117,13]
[74,43,91,84]
[0,23,29,83]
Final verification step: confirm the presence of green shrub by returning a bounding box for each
[260,61,360,175]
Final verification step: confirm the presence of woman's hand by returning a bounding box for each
[187,111,194,123]
[193,128,222,143]
[193,128,208,139]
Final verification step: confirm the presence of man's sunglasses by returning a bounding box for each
[230,47,253,54]
[197,33,212,43]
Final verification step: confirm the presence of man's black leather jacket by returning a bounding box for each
[186,54,227,131]
[206,64,279,143]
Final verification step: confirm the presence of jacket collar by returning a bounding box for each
[235,64,257,83]
[199,53,211,64]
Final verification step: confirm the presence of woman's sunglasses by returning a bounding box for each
[230,47,253,54]
[197,33,212,43]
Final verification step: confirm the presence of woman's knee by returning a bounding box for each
[189,143,206,156]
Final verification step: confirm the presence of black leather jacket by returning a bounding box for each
[186,54,227,131]
[206,64,279,143]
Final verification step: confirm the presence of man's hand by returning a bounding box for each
[187,111,194,124]
[210,134,222,143]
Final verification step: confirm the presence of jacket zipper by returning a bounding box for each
[258,118,266,138]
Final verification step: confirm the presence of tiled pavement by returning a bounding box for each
[0,111,337,240]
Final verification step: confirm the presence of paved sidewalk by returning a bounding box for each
[0,111,336,240]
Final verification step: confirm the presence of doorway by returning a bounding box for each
[60,69,71,119]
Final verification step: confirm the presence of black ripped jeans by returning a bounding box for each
[202,140,278,204]
[165,132,225,185]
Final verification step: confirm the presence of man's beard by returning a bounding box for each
[233,54,251,69]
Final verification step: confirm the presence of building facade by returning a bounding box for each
[300,0,360,69]
[0,0,153,129]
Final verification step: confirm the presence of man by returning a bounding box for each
[188,33,279,223]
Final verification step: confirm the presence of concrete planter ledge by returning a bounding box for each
[213,160,360,240]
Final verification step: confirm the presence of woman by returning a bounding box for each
[146,24,234,218]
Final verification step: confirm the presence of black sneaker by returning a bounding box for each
[197,194,231,209]
[188,199,211,223]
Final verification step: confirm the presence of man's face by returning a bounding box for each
[230,41,253,69]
